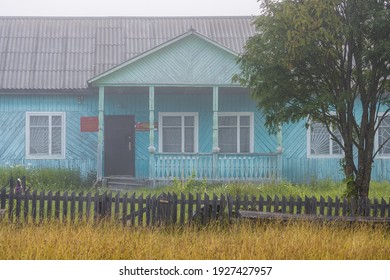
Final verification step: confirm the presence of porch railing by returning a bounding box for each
[153,153,280,182]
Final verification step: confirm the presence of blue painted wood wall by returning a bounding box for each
[0,94,98,176]
[2,91,390,183]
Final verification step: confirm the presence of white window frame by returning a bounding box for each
[307,119,343,159]
[218,112,254,154]
[158,112,198,153]
[26,112,66,159]
[375,113,390,158]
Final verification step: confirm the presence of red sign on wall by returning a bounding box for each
[80,116,99,132]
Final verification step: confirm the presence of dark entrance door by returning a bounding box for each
[104,115,135,176]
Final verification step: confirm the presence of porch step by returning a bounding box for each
[103,176,148,191]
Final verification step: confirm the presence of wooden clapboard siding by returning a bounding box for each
[219,88,278,153]
[93,33,241,86]
[0,111,25,161]
[0,94,98,175]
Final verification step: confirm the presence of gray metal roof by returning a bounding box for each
[0,16,255,90]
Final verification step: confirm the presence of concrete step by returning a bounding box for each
[103,176,148,191]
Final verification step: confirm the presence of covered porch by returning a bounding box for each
[88,30,283,185]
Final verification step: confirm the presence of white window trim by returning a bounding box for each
[26,112,66,160]
[158,112,199,153]
[218,112,254,154]
[375,113,390,158]
[307,118,344,159]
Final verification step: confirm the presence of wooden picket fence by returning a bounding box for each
[1,188,390,225]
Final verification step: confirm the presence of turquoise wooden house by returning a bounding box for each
[0,17,389,186]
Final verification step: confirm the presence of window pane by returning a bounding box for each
[30,127,49,155]
[310,123,330,155]
[219,127,237,153]
[240,116,250,126]
[379,116,390,154]
[219,116,237,126]
[163,116,181,126]
[332,128,343,155]
[184,127,194,153]
[30,116,48,126]
[240,127,250,153]
[52,116,62,126]
[162,127,181,152]
[184,116,194,126]
[52,127,62,155]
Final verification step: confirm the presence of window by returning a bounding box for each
[308,121,343,157]
[377,115,390,156]
[26,112,66,159]
[218,113,253,153]
[159,113,198,153]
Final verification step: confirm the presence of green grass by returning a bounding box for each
[1,166,390,199]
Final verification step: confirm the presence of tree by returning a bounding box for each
[236,0,390,198]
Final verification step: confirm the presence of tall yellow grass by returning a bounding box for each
[1,221,389,260]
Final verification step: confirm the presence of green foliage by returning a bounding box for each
[236,0,390,198]
[0,166,97,192]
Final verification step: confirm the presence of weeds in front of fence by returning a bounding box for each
[1,219,389,260]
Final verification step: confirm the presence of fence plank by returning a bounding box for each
[258,195,264,212]
[8,189,14,221]
[39,191,45,222]
[319,196,325,216]
[296,196,302,214]
[188,193,194,223]
[86,192,92,222]
[227,194,233,219]
[94,192,99,222]
[0,189,6,209]
[373,199,379,217]
[380,198,386,218]
[55,191,60,220]
[31,190,37,223]
[281,196,287,213]
[122,193,128,225]
[15,192,21,222]
[24,190,30,222]
[266,195,272,213]
[114,192,120,221]
[204,193,210,224]
[47,191,53,221]
[151,194,157,226]
[219,194,226,221]
[172,193,178,224]
[63,192,69,222]
[288,195,295,214]
[70,192,76,223]
[335,197,340,216]
[78,192,84,222]
[327,197,333,216]
[138,194,143,226]
[235,195,241,219]
[146,194,151,226]
[2,191,390,226]
[342,198,348,216]
[311,197,317,215]
[180,193,186,225]
[274,195,280,213]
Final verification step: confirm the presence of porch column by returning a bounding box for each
[97,86,105,180]
[148,86,156,183]
[212,86,220,179]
